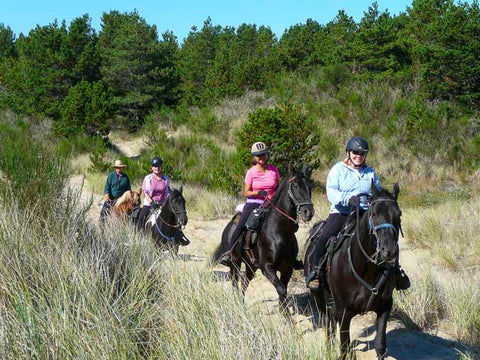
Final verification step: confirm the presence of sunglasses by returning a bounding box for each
[351,150,367,156]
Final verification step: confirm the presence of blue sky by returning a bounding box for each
[1,0,413,43]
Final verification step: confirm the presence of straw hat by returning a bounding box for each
[113,159,127,168]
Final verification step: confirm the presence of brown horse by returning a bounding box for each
[213,165,315,315]
[304,182,402,359]
[112,188,142,219]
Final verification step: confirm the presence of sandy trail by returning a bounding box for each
[68,134,475,359]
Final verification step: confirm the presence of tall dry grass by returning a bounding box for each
[393,196,480,348]
[0,187,338,359]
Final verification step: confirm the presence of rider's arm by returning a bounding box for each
[326,163,351,207]
[244,182,262,198]
[103,173,113,200]
[142,176,153,204]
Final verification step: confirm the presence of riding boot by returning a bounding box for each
[394,265,411,290]
[293,258,304,270]
[179,232,190,246]
[306,268,321,290]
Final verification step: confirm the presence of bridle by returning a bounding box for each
[347,196,402,310]
[153,192,187,242]
[264,175,313,224]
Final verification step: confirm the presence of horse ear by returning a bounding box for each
[179,185,183,194]
[371,179,380,196]
[301,163,307,174]
[393,182,400,199]
[288,162,295,176]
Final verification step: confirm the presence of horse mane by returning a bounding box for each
[269,168,306,204]
[114,189,141,217]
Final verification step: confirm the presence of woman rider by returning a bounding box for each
[219,142,280,267]
[137,156,170,231]
[306,137,410,291]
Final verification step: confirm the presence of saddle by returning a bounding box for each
[316,217,357,281]
[233,208,268,266]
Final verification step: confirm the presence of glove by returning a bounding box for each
[151,201,160,209]
[258,190,268,198]
[348,195,360,207]
[104,194,111,202]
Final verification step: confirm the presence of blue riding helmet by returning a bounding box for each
[151,156,163,167]
[346,137,369,154]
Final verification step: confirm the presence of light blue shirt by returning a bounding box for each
[326,161,381,215]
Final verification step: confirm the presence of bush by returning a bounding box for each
[237,101,322,176]
[55,81,114,138]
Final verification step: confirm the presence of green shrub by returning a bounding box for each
[0,121,68,212]
[237,101,322,176]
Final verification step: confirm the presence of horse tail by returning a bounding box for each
[210,217,237,265]
[210,243,226,265]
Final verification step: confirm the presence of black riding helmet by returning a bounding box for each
[151,156,163,167]
[346,137,369,154]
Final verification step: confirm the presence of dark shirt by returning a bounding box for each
[103,171,131,199]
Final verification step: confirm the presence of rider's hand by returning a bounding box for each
[258,190,268,198]
[104,194,111,203]
[151,201,160,209]
[348,195,361,207]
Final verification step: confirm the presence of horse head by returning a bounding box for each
[287,163,315,222]
[131,188,142,207]
[166,186,188,228]
[369,181,402,263]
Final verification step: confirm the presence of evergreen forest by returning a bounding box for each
[0,0,479,192]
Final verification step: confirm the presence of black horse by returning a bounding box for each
[304,182,402,359]
[141,187,188,256]
[212,165,315,315]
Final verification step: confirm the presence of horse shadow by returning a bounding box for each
[352,327,478,359]
[176,253,205,262]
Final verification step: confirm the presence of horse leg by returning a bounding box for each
[230,260,240,292]
[374,300,392,359]
[261,264,288,316]
[240,263,255,303]
[279,268,293,317]
[337,310,355,360]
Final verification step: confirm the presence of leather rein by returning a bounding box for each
[264,175,313,224]
[153,193,186,242]
[347,197,401,310]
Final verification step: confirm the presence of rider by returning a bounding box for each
[306,137,410,291]
[137,156,170,231]
[100,159,132,224]
[219,142,280,267]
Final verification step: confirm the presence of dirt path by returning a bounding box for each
[178,219,470,360]
[68,136,475,359]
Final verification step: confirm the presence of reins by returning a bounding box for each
[348,196,400,310]
[153,193,186,242]
[264,175,313,224]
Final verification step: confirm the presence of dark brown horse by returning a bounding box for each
[213,165,315,315]
[304,182,402,359]
[142,187,188,256]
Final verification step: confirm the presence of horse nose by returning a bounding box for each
[380,242,398,262]
[301,205,314,221]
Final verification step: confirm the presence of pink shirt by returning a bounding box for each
[245,164,280,203]
[142,174,169,205]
